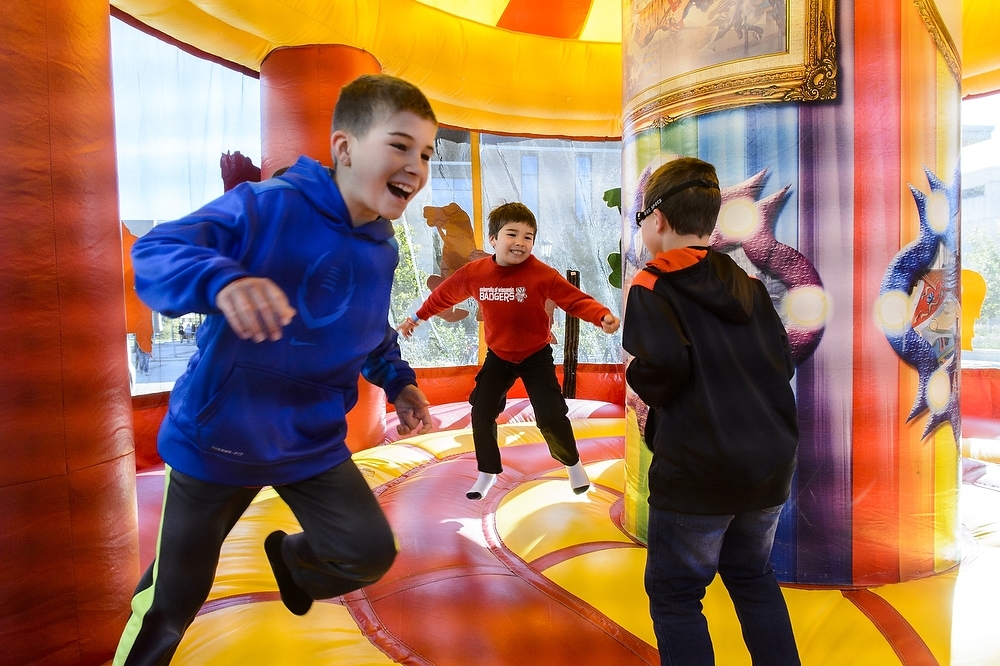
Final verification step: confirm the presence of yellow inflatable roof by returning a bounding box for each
[110,0,1000,137]
[963,0,1000,98]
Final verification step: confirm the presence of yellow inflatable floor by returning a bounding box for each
[137,419,1000,665]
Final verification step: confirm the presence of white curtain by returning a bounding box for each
[111,18,261,224]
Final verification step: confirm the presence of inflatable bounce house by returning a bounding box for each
[3,1,1000,664]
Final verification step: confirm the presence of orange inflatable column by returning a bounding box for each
[260,45,388,452]
[0,2,139,665]
[260,45,382,177]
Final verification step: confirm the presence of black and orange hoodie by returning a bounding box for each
[622,247,798,515]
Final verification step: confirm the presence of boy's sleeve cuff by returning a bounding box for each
[207,270,254,311]
[385,380,417,404]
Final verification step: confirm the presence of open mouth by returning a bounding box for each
[387,182,414,201]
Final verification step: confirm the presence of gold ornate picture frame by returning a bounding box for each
[912,0,960,84]
[624,0,837,133]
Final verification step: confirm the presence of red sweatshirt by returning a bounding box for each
[416,255,611,363]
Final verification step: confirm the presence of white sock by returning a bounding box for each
[466,472,497,500]
[567,461,590,494]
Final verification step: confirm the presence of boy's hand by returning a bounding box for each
[397,317,419,339]
[601,314,620,334]
[393,384,434,436]
[216,277,296,343]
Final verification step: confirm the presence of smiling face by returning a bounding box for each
[331,110,437,225]
[490,221,535,267]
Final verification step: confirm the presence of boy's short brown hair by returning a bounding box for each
[332,74,437,138]
[642,157,721,237]
[488,202,537,238]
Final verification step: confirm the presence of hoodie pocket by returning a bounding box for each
[195,364,346,465]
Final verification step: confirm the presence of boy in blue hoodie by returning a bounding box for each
[114,74,438,666]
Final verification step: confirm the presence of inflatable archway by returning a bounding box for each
[3,1,1000,665]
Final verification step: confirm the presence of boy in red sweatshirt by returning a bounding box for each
[399,202,620,499]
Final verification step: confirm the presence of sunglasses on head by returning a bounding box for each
[635,179,720,226]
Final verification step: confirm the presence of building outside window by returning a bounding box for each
[575,154,593,222]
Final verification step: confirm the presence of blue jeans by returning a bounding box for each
[645,505,800,666]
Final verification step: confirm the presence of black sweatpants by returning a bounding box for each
[113,459,396,666]
[470,345,580,474]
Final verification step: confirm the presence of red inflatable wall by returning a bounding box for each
[0,2,139,664]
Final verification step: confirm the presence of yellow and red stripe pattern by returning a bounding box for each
[854,0,962,586]
[132,416,1000,665]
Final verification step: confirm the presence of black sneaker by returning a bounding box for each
[264,530,313,616]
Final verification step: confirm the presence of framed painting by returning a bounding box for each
[623,0,837,132]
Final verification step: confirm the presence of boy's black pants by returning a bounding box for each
[470,345,580,474]
[113,459,396,666]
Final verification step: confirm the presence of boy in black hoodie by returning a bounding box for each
[622,157,800,665]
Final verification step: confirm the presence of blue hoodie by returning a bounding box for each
[132,156,416,486]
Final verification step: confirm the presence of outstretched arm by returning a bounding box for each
[546,271,620,332]
[402,264,476,334]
